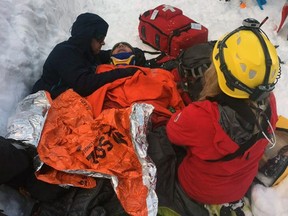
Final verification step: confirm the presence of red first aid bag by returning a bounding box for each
[138,4,208,57]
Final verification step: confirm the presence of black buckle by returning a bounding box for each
[242,18,260,28]
[249,84,275,101]
[181,65,205,79]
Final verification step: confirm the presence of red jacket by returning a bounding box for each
[166,94,278,204]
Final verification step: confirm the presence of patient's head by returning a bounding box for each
[110,42,135,65]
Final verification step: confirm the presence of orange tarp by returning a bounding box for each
[86,64,185,125]
[36,90,149,215]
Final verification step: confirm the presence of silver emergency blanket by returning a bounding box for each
[6,90,51,148]
[129,103,158,216]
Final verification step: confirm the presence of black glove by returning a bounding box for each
[134,48,147,66]
[117,67,139,76]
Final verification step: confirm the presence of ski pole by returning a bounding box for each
[259,16,269,28]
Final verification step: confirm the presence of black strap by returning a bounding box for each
[207,134,258,162]
[206,94,271,162]
[208,94,257,124]
[145,51,176,68]
[143,50,163,55]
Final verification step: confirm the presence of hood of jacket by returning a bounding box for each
[68,13,109,57]
[218,104,255,146]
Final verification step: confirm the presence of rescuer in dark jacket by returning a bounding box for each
[32,12,138,99]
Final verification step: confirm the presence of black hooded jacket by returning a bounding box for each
[32,13,138,99]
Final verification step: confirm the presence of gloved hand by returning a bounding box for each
[107,67,140,81]
[134,48,147,66]
[118,67,138,76]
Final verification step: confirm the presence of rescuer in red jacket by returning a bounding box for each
[166,19,281,214]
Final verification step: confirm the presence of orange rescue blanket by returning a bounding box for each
[86,65,185,126]
[36,90,157,216]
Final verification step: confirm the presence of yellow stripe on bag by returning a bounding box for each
[272,115,288,186]
[276,115,288,131]
[273,168,288,186]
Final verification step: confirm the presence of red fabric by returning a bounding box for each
[166,94,278,204]
[138,5,208,57]
[170,68,193,105]
[277,1,288,32]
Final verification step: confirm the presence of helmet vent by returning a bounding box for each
[249,70,256,79]
[236,53,240,59]
[240,63,246,72]
[271,69,276,79]
[237,37,241,45]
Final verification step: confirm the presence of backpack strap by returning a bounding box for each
[207,134,259,162]
[144,51,178,70]
[206,93,271,162]
[144,51,166,68]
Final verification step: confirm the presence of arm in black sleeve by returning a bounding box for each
[72,67,138,96]
[54,47,138,96]
[96,50,112,64]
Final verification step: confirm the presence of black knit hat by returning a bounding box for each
[71,13,109,40]
[111,42,134,54]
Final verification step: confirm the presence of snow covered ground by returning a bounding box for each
[0,0,287,215]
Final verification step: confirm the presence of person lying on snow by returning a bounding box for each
[166,19,281,215]
[85,41,185,127]
[110,41,137,65]
[1,13,149,213]
[1,43,184,215]
[31,12,146,99]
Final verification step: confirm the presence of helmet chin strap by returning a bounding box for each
[250,103,276,149]
[263,117,276,149]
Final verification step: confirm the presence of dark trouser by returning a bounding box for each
[37,178,124,216]
[0,141,30,184]
[0,138,67,202]
[147,126,209,216]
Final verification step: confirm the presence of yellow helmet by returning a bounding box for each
[213,19,280,101]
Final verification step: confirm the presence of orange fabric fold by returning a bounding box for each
[86,64,185,126]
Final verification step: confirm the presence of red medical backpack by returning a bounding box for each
[138,4,209,57]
